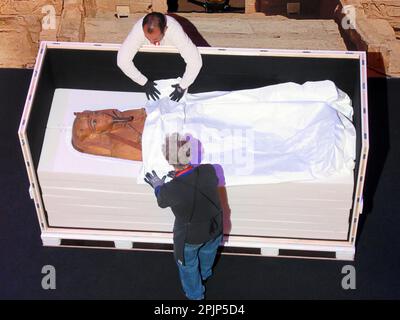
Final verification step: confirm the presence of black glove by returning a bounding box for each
[169,84,185,102]
[144,80,160,101]
[167,170,176,179]
[144,170,166,189]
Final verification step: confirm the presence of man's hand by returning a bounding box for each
[144,80,160,101]
[169,84,185,102]
[144,170,166,189]
[167,170,176,179]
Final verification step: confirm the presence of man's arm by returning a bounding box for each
[169,20,203,90]
[117,19,148,86]
[155,182,183,208]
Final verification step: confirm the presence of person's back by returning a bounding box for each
[156,163,223,246]
[144,133,223,300]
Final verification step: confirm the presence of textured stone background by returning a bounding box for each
[0,0,399,75]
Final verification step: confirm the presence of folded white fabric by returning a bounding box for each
[139,79,356,186]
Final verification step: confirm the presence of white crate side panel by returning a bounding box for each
[349,51,369,244]
[45,41,363,59]
[18,41,50,231]
[41,190,353,210]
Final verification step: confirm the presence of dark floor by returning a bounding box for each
[0,69,399,300]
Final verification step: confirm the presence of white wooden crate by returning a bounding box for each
[18,41,369,261]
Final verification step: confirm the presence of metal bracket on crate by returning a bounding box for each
[41,236,61,246]
[335,250,355,261]
[29,185,34,200]
[260,247,280,257]
[359,197,364,215]
[114,240,133,249]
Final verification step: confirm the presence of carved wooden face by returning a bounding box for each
[71,108,146,161]
[73,110,133,138]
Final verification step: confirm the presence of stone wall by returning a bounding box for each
[0,0,399,75]
[0,0,63,67]
[361,0,400,38]
[335,0,400,76]
[361,0,400,24]
[90,0,156,14]
[248,0,400,75]
[0,0,163,68]
[248,0,339,17]
[58,0,85,42]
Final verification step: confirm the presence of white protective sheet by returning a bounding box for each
[139,79,356,186]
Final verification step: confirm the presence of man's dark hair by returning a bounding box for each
[142,12,167,33]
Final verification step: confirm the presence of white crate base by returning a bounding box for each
[40,230,355,261]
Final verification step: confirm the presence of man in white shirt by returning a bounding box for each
[117,12,203,102]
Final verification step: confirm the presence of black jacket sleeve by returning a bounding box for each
[155,181,183,208]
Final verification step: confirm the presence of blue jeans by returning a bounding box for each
[177,234,223,300]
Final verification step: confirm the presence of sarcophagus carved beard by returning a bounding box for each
[72,108,147,161]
